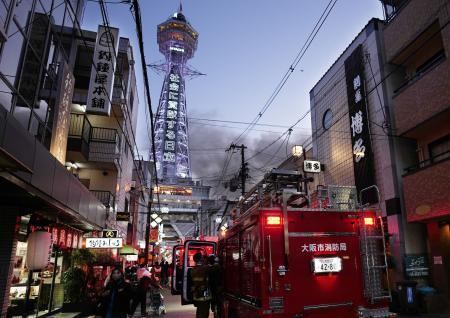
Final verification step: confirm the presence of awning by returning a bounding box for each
[119,245,138,255]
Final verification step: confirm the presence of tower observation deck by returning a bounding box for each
[153,7,198,184]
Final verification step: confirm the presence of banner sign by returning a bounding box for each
[405,254,429,278]
[86,25,119,115]
[344,45,375,202]
[85,237,123,249]
[162,67,181,164]
[303,160,321,173]
[50,60,75,164]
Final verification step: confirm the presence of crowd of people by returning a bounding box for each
[98,261,170,318]
[96,253,223,318]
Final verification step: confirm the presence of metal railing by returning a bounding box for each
[90,190,115,210]
[68,113,121,163]
[404,149,450,175]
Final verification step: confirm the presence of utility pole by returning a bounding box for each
[228,144,248,196]
[144,192,152,266]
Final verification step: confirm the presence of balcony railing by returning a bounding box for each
[90,190,115,210]
[68,113,121,164]
[404,149,450,175]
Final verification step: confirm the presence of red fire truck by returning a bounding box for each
[216,170,396,318]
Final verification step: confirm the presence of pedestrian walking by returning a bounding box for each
[208,254,223,318]
[99,268,132,318]
[191,252,212,318]
[161,261,170,286]
[130,264,151,317]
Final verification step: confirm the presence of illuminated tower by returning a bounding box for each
[153,6,199,183]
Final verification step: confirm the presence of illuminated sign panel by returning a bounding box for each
[85,237,123,249]
[163,69,180,164]
[303,160,321,173]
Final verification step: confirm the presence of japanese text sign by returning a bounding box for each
[50,61,75,164]
[303,160,321,173]
[86,25,119,115]
[163,68,181,164]
[344,45,375,198]
[301,242,347,253]
[85,237,123,249]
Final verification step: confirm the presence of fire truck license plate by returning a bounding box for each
[312,257,342,273]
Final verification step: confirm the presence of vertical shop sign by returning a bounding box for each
[49,61,75,164]
[344,45,375,201]
[86,25,119,115]
[162,68,180,164]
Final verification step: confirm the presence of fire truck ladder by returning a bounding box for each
[359,185,392,304]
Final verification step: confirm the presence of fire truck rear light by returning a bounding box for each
[266,216,281,225]
[364,217,374,225]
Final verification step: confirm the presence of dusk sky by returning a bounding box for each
[82,0,383,185]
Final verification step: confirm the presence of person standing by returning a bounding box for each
[161,261,169,286]
[191,253,211,318]
[100,268,132,318]
[131,264,151,317]
[208,255,223,318]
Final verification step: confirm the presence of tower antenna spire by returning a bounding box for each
[179,1,183,12]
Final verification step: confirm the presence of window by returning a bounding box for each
[322,109,333,130]
[429,134,450,163]
[0,0,14,42]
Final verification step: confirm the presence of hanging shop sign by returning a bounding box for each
[86,25,119,115]
[405,254,429,278]
[85,237,123,249]
[162,68,181,164]
[116,212,130,222]
[150,228,159,242]
[344,44,376,203]
[303,160,321,173]
[49,60,75,164]
[102,229,118,238]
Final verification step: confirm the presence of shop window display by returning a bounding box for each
[7,215,83,317]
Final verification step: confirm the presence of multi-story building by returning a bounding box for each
[0,1,107,316]
[309,17,416,297]
[0,1,143,315]
[381,0,450,310]
[65,25,140,239]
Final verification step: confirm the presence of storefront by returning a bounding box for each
[7,215,84,317]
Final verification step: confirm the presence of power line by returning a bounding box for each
[232,0,338,145]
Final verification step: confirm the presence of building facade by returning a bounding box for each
[0,1,143,316]
[309,17,426,298]
[381,0,450,310]
[0,1,105,316]
[66,25,140,239]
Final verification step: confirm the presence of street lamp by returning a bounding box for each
[292,145,303,157]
